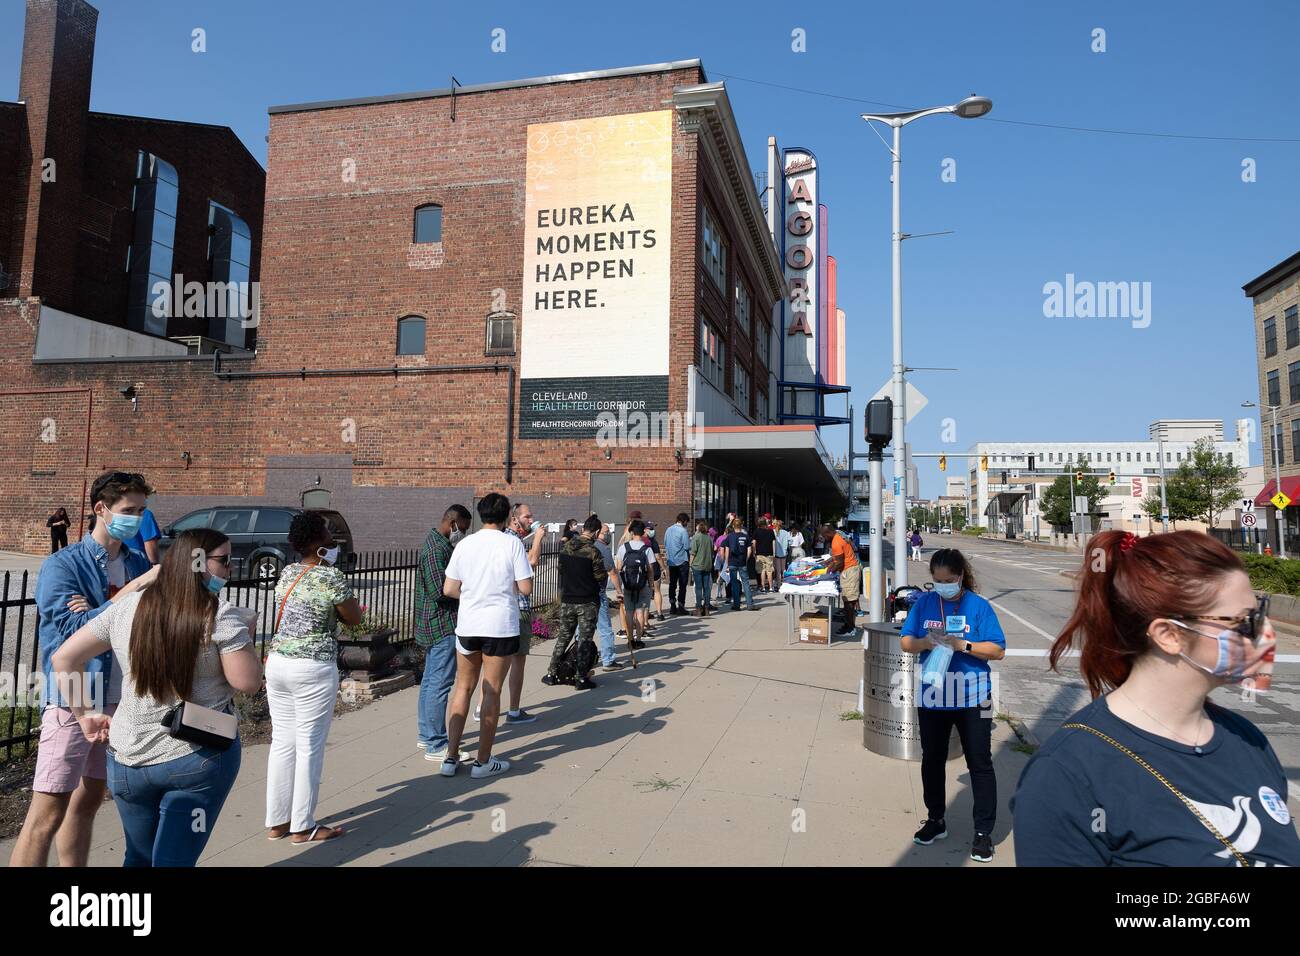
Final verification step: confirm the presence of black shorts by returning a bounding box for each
[652,563,662,580]
[455,635,521,657]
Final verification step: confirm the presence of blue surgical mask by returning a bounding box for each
[104,510,142,542]
[1174,623,1250,682]
[934,582,962,600]
[205,574,227,594]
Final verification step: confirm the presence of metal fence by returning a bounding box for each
[1,570,39,763]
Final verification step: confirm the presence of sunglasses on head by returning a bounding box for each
[1187,594,1270,641]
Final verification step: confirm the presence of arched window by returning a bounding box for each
[413,204,442,243]
[397,315,426,355]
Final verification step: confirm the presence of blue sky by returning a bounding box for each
[4,0,1297,498]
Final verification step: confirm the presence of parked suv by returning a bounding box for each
[157,506,356,582]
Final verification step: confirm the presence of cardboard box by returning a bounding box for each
[798,612,830,644]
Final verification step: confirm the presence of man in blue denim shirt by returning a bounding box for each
[11,471,157,867]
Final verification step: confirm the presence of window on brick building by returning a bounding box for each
[1292,421,1300,465]
[1264,317,1278,357]
[126,151,179,337]
[207,201,252,346]
[735,280,752,338]
[486,311,517,355]
[734,361,751,415]
[1287,307,1299,349]
[397,315,426,355]
[413,204,443,244]
[1269,369,1281,407]
[701,206,727,292]
[756,319,770,368]
[700,316,725,391]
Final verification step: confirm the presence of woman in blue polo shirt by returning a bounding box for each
[900,548,1006,862]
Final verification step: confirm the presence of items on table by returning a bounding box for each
[782,555,838,586]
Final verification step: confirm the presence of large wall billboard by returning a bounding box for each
[519,110,673,439]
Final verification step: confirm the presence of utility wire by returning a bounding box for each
[711,70,1300,144]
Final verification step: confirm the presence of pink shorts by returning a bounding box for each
[31,705,117,794]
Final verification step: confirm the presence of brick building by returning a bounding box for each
[0,0,265,551]
[1244,250,1300,553]
[2,0,845,555]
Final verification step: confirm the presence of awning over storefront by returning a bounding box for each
[1253,477,1300,507]
[695,425,847,510]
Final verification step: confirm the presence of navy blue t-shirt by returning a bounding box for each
[1012,695,1300,867]
[899,590,1005,709]
[723,531,751,567]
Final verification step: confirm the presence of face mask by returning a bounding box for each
[1178,626,1253,682]
[205,574,227,594]
[102,509,142,542]
[934,582,962,600]
[318,546,341,565]
[648,529,656,538]
[449,527,465,545]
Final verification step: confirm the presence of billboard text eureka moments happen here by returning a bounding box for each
[520,110,672,438]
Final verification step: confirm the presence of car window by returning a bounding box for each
[321,512,350,537]
[211,509,253,534]
[170,510,212,533]
[254,509,293,535]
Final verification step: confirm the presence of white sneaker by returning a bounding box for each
[425,746,472,763]
[470,756,511,778]
[440,757,459,777]
[474,705,481,721]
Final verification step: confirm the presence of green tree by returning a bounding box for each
[1037,458,1108,531]
[1171,436,1244,528]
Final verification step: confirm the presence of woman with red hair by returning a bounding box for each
[1013,530,1297,866]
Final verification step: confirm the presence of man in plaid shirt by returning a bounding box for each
[415,505,472,763]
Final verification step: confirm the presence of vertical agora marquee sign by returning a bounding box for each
[519,110,673,438]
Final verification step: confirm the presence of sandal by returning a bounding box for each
[267,823,291,841]
[291,824,346,845]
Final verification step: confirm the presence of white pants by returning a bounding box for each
[911,546,922,561]
[265,654,338,832]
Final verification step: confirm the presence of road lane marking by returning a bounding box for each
[988,599,1057,642]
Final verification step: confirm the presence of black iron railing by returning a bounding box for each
[1,570,40,762]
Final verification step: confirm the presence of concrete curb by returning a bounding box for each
[1000,712,1040,751]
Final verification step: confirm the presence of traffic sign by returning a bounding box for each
[1271,491,1292,511]
[1242,512,1258,528]
[1241,498,1255,514]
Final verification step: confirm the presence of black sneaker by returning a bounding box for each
[913,819,948,846]
[540,673,559,686]
[970,832,993,863]
[601,661,625,671]
[630,639,646,650]
[574,678,597,690]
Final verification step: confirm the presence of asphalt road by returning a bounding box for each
[900,535,1300,794]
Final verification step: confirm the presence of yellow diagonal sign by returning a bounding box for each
[1271,491,1291,511]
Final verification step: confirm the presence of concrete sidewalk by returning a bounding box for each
[1,595,1028,867]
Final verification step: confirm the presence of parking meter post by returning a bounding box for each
[869,443,885,625]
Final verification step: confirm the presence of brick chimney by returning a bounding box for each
[10,0,97,305]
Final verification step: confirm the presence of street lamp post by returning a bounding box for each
[861,95,992,586]
[1244,400,1285,558]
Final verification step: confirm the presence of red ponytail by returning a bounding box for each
[1051,530,1245,697]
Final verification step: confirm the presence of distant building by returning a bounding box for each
[967,420,1249,536]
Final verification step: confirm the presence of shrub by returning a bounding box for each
[961,526,987,536]
[1240,552,1300,597]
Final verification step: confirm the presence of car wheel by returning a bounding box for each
[252,555,282,589]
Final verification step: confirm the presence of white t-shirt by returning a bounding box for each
[790,531,805,549]
[445,528,533,638]
[106,552,127,597]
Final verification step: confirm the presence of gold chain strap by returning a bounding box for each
[1062,722,1249,867]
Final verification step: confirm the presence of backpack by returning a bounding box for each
[552,636,599,685]
[620,543,650,597]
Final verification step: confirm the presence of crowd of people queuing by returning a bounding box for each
[14,473,1298,868]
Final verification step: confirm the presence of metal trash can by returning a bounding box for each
[863,622,962,762]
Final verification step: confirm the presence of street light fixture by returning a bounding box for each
[1243,400,1285,558]
[860,95,992,585]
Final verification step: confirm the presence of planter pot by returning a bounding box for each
[336,627,399,678]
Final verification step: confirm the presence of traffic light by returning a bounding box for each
[980,456,988,472]
[1108,470,1116,483]
[939,455,947,472]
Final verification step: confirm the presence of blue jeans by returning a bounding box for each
[418,637,458,752]
[595,590,616,665]
[730,566,754,609]
[107,741,241,867]
[693,569,711,609]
